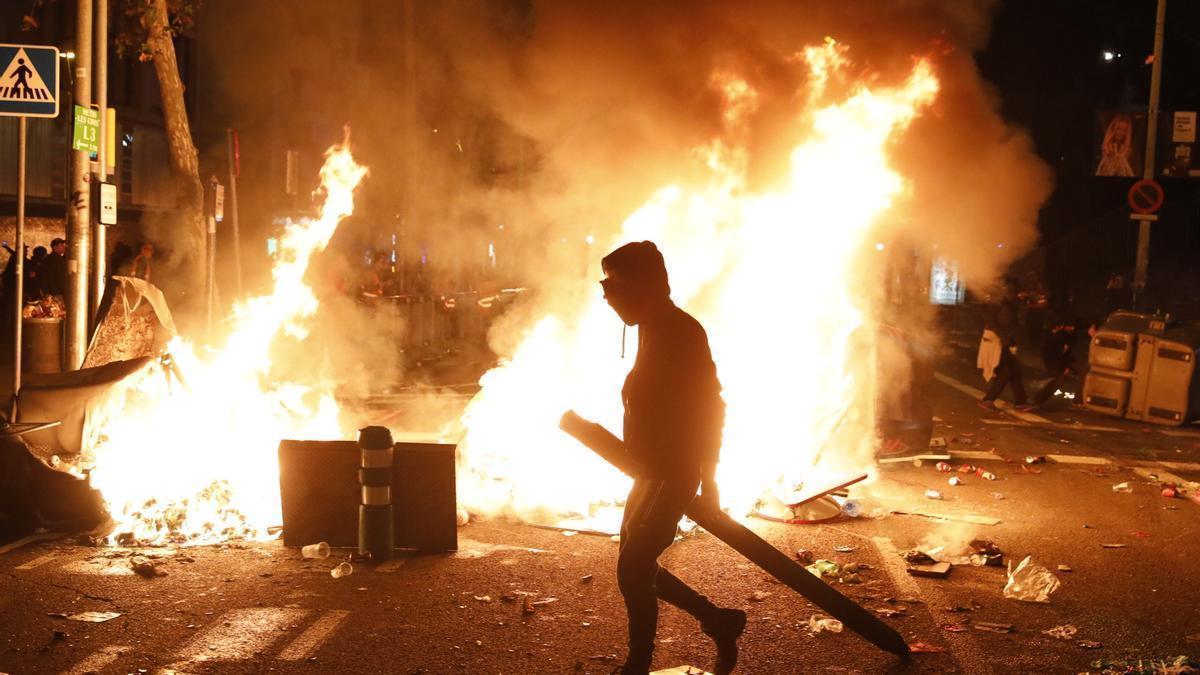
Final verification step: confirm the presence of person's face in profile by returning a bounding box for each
[601,268,641,326]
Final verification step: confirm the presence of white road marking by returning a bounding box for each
[172,608,308,663]
[1158,461,1200,473]
[1046,454,1112,465]
[950,450,1006,461]
[64,645,130,674]
[871,536,993,674]
[979,417,1121,433]
[1157,428,1200,438]
[1135,466,1199,487]
[14,552,59,570]
[933,372,1051,423]
[277,610,350,661]
[0,532,63,556]
[60,557,135,576]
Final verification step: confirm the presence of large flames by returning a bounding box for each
[82,140,367,544]
[81,41,939,544]
[456,41,939,519]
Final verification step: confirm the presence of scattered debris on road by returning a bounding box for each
[1003,556,1060,603]
[908,642,947,654]
[129,555,166,578]
[907,562,952,579]
[52,611,121,623]
[807,615,844,634]
[1043,624,1078,640]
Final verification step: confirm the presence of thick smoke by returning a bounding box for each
[194,1,1051,504]
[425,0,1050,295]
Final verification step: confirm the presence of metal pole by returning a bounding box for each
[226,128,242,295]
[11,118,27,420]
[1132,0,1167,305]
[206,215,216,337]
[66,0,94,370]
[91,0,108,321]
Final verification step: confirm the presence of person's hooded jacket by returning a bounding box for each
[602,242,726,479]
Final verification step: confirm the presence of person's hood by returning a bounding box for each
[601,240,670,301]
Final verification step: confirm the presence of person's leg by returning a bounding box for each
[1009,352,1027,405]
[617,478,697,671]
[983,351,1011,402]
[1030,358,1068,406]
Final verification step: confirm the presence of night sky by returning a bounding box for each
[978,0,1200,295]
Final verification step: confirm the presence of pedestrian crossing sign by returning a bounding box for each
[0,43,60,118]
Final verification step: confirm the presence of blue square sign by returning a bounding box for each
[0,43,60,118]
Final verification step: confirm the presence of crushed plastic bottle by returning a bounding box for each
[302,542,331,559]
[841,500,862,518]
[1003,555,1060,603]
[808,615,844,634]
[805,559,842,578]
[330,562,354,579]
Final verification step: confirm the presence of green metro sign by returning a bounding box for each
[72,104,99,153]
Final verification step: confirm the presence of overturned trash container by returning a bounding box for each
[1128,323,1200,426]
[1089,311,1154,371]
[22,316,63,375]
[1084,311,1166,418]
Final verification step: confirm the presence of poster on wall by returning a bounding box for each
[1095,110,1147,178]
[1160,111,1200,178]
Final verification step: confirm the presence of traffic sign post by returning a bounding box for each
[1128,179,1165,215]
[0,43,60,417]
[0,44,60,117]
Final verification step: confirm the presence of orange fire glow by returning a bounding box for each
[81,40,939,544]
[457,41,939,519]
[82,140,367,544]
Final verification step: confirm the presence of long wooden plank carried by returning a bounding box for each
[559,411,910,657]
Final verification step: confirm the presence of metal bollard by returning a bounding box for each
[358,426,394,561]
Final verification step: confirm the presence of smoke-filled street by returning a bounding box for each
[3,366,1199,674]
[4,1,1200,673]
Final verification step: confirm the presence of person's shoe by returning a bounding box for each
[977,400,999,412]
[703,607,747,675]
[1015,403,1040,412]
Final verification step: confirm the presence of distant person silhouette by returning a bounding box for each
[12,59,34,98]
[599,241,745,675]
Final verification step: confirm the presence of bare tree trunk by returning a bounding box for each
[142,0,205,307]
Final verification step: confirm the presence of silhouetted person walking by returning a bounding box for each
[599,241,746,675]
[980,277,1026,409]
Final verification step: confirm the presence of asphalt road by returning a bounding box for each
[2,366,1199,674]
